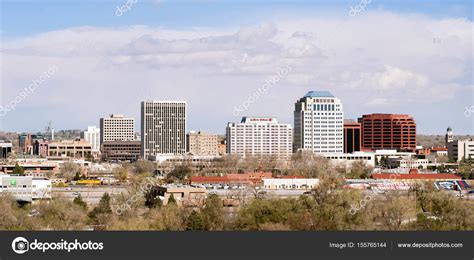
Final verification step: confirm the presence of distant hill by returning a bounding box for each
[417,135,473,148]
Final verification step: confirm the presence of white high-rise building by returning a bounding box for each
[84,126,101,152]
[294,91,344,154]
[141,101,187,159]
[226,117,293,159]
[100,114,135,144]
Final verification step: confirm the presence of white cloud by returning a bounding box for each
[0,11,472,134]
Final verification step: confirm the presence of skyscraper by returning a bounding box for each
[226,117,293,159]
[358,114,416,151]
[100,114,135,144]
[293,91,344,154]
[141,101,187,159]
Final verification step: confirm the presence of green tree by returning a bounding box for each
[201,194,224,230]
[73,172,81,181]
[167,165,191,181]
[144,187,163,209]
[88,193,112,219]
[73,194,88,209]
[186,211,205,231]
[167,194,177,205]
[347,161,372,179]
[12,163,25,175]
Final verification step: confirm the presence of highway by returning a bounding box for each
[53,185,474,205]
[53,185,128,204]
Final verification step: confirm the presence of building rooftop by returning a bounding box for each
[303,91,334,98]
[240,117,278,124]
[371,173,461,180]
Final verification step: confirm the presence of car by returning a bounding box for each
[468,190,474,194]
[66,187,73,191]
[72,192,81,196]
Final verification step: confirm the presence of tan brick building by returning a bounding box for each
[186,131,219,156]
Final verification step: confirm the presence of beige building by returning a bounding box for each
[156,185,206,206]
[447,139,474,162]
[100,114,135,144]
[47,140,92,158]
[186,131,219,156]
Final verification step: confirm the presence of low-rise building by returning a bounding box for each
[101,141,141,162]
[262,177,319,190]
[0,175,52,202]
[154,185,207,206]
[47,140,92,158]
[190,172,273,186]
[0,162,58,177]
[430,147,448,156]
[387,158,429,169]
[323,152,375,167]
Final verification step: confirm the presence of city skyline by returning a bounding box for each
[0,0,473,135]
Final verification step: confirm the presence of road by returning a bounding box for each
[53,185,128,205]
[53,186,474,205]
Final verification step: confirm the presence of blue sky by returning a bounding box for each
[0,0,473,135]
[2,0,472,38]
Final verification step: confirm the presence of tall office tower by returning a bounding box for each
[358,114,416,151]
[84,126,101,152]
[100,114,135,144]
[226,117,293,159]
[293,91,344,154]
[343,120,361,153]
[141,101,187,159]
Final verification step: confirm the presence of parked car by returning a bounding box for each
[72,192,81,196]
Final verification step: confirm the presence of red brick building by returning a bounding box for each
[358,114,416,151]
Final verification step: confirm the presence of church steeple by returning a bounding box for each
[445,126,454,145]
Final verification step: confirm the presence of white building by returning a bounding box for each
[387,158,429,169]
[226,117,293,159]
[84,126,101,152]
[0,175,52,202]
[447,139,474,162]
[100,114,135,144]
[294,91,344,154]
[323,152,375,168]
[141,101,187,159]
[262,178,319,190]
